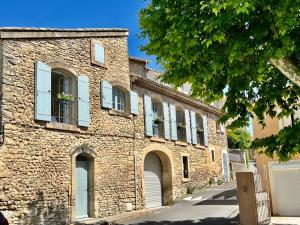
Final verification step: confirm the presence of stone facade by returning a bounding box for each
[0,28,227,225]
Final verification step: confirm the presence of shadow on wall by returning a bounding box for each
[118,215,240,225]
[17,191,69,225]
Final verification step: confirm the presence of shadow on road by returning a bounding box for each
[193,188,238,206]
[119,215,240,225]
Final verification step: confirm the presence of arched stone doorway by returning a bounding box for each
[142,146,173,208]
[70,145,97,222]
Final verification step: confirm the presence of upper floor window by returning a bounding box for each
[35,61,89,127]
[152,100,164,138]
[112,87,125,112]
[196,114,205,146]
[51,72,77,124]
[176,108,186,142]
[91,40,106,67]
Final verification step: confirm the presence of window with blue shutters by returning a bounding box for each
[184,110,191,143]
[78,75,89,127]
[196,114,205,146]
[176,107,186,142]
[170,104,177,140]
[152,100,164,138]
[163,102,170,139]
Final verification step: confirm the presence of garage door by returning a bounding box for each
[272,163,300,216]
[144,152,162,208]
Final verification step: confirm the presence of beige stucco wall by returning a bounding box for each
[0,35,227,225]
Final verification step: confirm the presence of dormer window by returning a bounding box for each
[91,40,106,67]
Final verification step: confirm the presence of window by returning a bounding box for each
[196,115,205,146]
[152,100,164,138]
[211,150,215,162]
[182,156,189,178]
[216,121,221,132]
[176,108,186,142]
[112,87,125,112]
[91,40,106,67]
[51,72,77,124]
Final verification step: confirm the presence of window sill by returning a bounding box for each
[150,136,166,143]
[45,122,79,132]
[109,109,132,119]
[195,145,207,150]
[175,141,188,147]
[182,177,190,183]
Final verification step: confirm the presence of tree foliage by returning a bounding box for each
[140,0,300,161]
[227,129,251,151]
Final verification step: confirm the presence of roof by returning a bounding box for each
[0,27,128,39]
[129,56,148,63]
[131,74,222,116]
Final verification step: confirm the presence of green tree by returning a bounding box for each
[140,0,300,161]
[227,129,251,151]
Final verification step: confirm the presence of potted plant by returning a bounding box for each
[153,115,164,124]
[57,92,75,105]
[177,122,185,129]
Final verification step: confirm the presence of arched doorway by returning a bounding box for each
[144,152,163,208]
[76,154,90,219]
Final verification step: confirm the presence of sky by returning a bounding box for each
[0,0,160,69]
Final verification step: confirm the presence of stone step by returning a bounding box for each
[73,208,158,225]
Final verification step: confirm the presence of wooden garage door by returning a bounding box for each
[144,153,162,208]
[273,164,300,216]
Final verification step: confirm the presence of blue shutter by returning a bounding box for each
[170,104,177,140]
[101,80,112,109]
[184,110,191,143]
[130,91,139,115]
[144,95,153,136]
[203,115,208,146]
[190,111,197,144]
[35,61,51,122]
[95,44,105,64]
[163,102,170,139]
[78,75,89,127]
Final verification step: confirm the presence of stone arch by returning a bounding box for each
[49,62,79,77]
[70,144,97,222]
[141,143,174,206]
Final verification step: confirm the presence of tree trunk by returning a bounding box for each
[270,58,300,87]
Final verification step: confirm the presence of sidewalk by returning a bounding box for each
[272,217,300,225]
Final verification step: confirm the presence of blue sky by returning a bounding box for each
[0,0,160,69]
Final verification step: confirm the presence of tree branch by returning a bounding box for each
[270,58,300,87]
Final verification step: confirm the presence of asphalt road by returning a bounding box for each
[118,182,239,225]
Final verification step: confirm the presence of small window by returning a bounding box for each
[182,156,189,178]
[216,121,221,132]
[211,150,215,162]
[91,40,106,67]
[112,87,125,112]
[152,100,164,138]
[176,108,186,142]
[196,115,205,146]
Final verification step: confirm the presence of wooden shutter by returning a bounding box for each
[184,109,191,143]
[163,102,170,139]
[170,104,177,140]
[95,43,105,64]
[190,111,197,144]
[78,75,89,127]
[144,94,153,136]
[101,80,112,109]
[35,61,51,122]
[203,115,208,146]
[130,90,139,115]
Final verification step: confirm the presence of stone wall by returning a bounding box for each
[0,35,227,225]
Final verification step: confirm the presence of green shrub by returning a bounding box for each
[186,184,196,194]
[217,179,224,185]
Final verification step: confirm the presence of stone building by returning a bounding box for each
[0,28,228,225]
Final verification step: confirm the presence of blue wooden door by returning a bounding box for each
[76,159,89,219]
